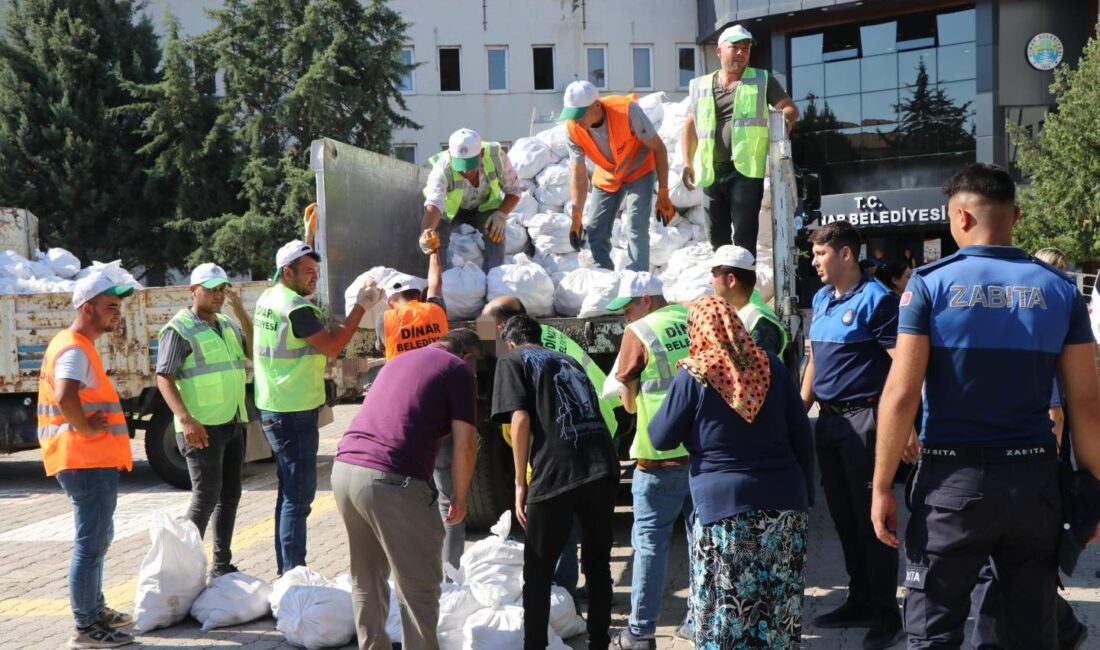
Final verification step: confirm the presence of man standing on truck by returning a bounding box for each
[254,239,382,575]
[420,128,523,272]
[155,263,252,580]
[682,24,798,252]
[605,272,695,648]
[562,80,674,272]
[707,245,788,358]
[38,273,135,649]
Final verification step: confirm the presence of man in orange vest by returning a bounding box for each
[374,249,449,361]
[38,273,135,649]
[561,80,674,272]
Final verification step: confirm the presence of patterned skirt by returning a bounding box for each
[689,509,808,649]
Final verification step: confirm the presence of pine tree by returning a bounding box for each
[895,61,974,156]
[0,0,168,278]
[201,0,418,276]
[1011,29,1100,261]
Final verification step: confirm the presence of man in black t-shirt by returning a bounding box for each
[491,314,619,650]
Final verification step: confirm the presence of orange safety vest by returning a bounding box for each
[566,94,656,193]
[383,301,450,361]
[37,330,132,477]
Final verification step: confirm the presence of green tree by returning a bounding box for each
[200,0,418,276]
[0,0,168,278]
[894,61,974,156]
[1011,31,1100,261]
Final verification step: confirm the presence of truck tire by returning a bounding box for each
[145,407,191,489]
[464,424,515,531]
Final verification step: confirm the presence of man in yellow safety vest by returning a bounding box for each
[683,24,798,253]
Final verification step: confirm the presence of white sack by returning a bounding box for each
[191,572,273,631]
[578,270,623,318]
[344,266,396,323]
[78,260,143,289]
[270,566,331,617]
[442,259,487,320]
[511,192,540,221]
[132,512,207,632]
[508,137,554,179]
[669,169,704,208]
[438,564,489,650]
[638,91,667,131]
[0,250,34,280]
[459,512,526,605]
[526,212,574,255]
[487,254,556,318]
[462,600,569,650]
[535,124,572,161]
[449,223,485,270]
[275,585,355,649]
[664,264,715,303]
[662,242,714,286]
[649,221,687,268]
[610,247,634,272]
[534,250,585,280]
[28,251,57,280]
[505,217,530,255]
[533,162,572,209]
[46,247,81,278]
[553,266,616,317]
[549,586,587,639]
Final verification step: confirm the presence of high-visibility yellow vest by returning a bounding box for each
[738,289,789,357]
[540,324,620,437]
[689,68,770,185]
[625,305,690,460]
[424,142,506,219]
[161,309,248,428]
[253,283,326,412]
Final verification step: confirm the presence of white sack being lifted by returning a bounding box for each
[487,254,556,318]
[508,137,554,180]
[442,259,488,320]
[448,223,485,270]
[344,266,397,323]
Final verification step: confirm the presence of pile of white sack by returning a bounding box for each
[0,247,143,295]
[347,92,778,320]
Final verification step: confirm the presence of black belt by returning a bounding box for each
[819,397,878,416]
[921,444,1057,464]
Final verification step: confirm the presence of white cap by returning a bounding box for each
[72,272,133,309]
[707,245,756,271]
[384,273,428,299]
[718,24,754,45]
[606,271,664,311]
[560,80,600,120]
[189,262,230,289]
[447,128,482,171]
[273,239,320,280]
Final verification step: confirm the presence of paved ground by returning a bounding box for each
[2,404,1099,649]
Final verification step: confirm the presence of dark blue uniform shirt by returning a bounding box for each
[899,245,1093,446]
[809,277,899,402]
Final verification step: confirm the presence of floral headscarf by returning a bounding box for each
[678,295,772,423]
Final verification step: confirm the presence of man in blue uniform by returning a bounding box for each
[801,220,905,650]
[871,163,1100,648]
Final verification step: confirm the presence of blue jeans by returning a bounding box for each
[629,464,693,637]
[261,408,319,575]
[56,468,119,628]
[584,171,655,272]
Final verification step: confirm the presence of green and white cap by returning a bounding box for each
[560,80,599,121]
[719,24,754,45]
[72,272,133,308]
[606,271,664,311]
[448,128,482,172]
[190,262,231,289]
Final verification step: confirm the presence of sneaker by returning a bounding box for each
[1061,623,1089,650]
[673,620,693,642]
[97,607,133,629]
[611,628,657,650]
[862,616,904,650]
[813,599,879,629]
[68,621,134,649]
[209,563,240,580]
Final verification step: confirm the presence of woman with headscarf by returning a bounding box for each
[648,295,814,649]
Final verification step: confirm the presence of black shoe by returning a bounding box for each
[813,600,878,629]
[863,617,904,650]
[1061,623,1089,650]
[208,563,240,580]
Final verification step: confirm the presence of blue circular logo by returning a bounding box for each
[842,309,855,325]
[1027,33,1063,71]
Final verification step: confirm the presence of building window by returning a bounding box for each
[398,47,414,92]
[586,46,607,89]
[632,45,653,90]
[533,46,555,91]
[392,144,416,164]
[487,47,508,91]
[678,46,697,89]
[439,47,461,92]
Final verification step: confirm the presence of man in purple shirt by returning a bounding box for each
[332,329,480,650]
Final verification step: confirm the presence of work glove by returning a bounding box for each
[569,227,586,252]
[486,211,507,244]
[655,188,675,225]
[355,280,383,310]
[418,229,440,255]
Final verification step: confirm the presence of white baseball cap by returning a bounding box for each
[72,272,133,309]
[189,262,230,289]
[560,80,599,120]
[707,245,756,271]
[384,273,428,299]
[718,24,755,45]
[448,128,482,172]
[606,271,664,311]
[273,239,320,281]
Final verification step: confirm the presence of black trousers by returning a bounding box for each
[177,422,244,570]
[703,165,765,251]
[969,558,1080,648]
[904,454,1060,649]
[523,476,618,650]
[816,409,900,619]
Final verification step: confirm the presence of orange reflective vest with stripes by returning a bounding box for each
[566,94,656,193]
[37,330,132,476]
[383,301,449,361]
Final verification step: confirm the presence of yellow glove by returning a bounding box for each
[486,211,507,244]
[655,188,675,225]
[419,229,440,255]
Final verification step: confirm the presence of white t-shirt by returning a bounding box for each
[54,347,99,390]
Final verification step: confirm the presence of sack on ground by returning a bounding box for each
[132,512,207,632]
[275,585,355,649]
[459,512,525,605]
[191,571,273,631]
[438,564,486,650]
[442,259,487,320]
[270,566,331,617]
[487,254,556,318]
[549,586,587,639]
